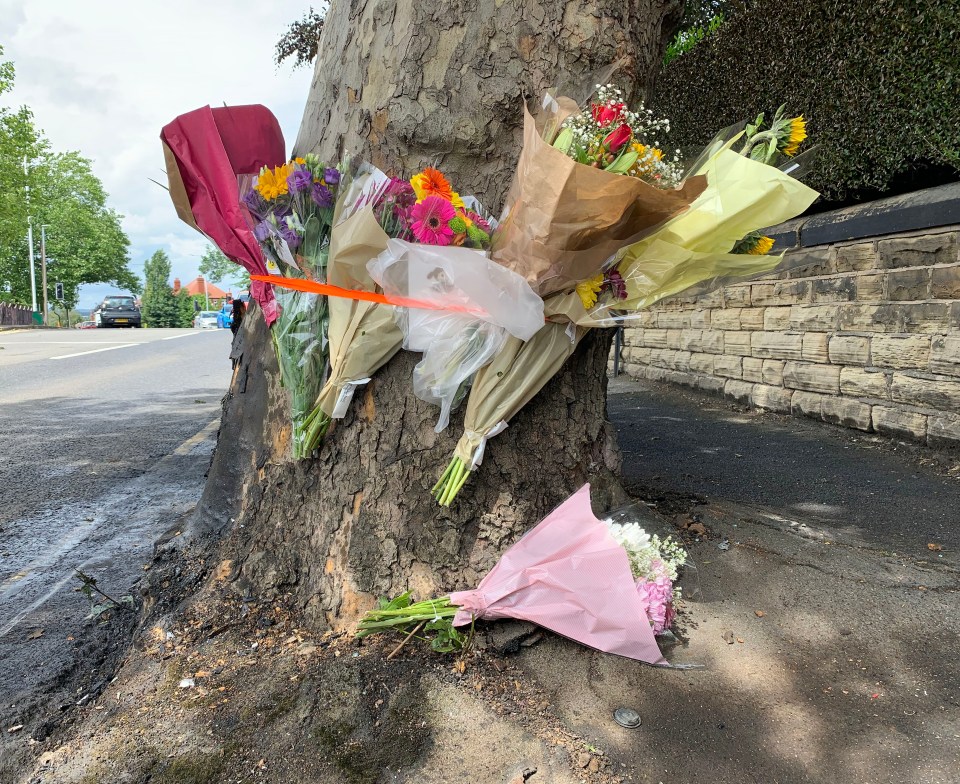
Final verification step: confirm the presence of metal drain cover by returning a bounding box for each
[613,707,641,728]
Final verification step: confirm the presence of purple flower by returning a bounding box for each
[253,220,272,242]
[279,224,301,250]
[386,178,416,209]
[604,269,628,300]
[243,189,263,215]
[287,167,312,194]
[323,167,341,186]
[311,182,333,208]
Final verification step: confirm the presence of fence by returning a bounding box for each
[0,303,39,327]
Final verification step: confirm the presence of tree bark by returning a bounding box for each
[201,0,683,629]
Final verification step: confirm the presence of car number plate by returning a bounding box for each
[116,318,129,323]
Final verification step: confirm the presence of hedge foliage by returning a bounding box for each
[652,0,960,205]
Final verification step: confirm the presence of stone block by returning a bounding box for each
[635,365,669,383]
[930,336,960,377]
[791,391,825,418]
[714,355,743,379]
[802,333,830,363]
[657,310,693,329]
[751,384,793,413]
[668,351,693,371]
[665,329,683,350]
[837,303,900,332]
[740,308,765,330]
[628,346,653,366]
[689,353,716,375]
[722,285,752,307]
[689,310,711,328]
[742,357,764,383]
[855,273,886,301]
[637,311,658,327]
[761,360,786,386]
[811,277,857,303]
[877,232,957,269]
[930,265,960,299]
[648,349,668,368]
[784,247,835,278]
[711,308,742,330]
[679,329,703,352]
[871,334,931,370]
[887,268,931,301]
[834,242,877,273]
[724,380,755,404]
[751,280,811,307]
[694,374,727,394]
[828,335,871,365]
[783,362,842,394]
[928,414,960,448]
[698,289,723,308]
[840,368,889,399]
[751,332,804,360]
[642,329,669,348]
[891,373,960,410]
[900,303,953,333]
[789,305,840,332]
[821,397,872,431]
[724,331,752,356]
[872,406,928,441]
[764,307,793,331]
[701,330,725,354]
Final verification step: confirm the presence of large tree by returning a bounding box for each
[207,0,685,629]
[140,249,180,327]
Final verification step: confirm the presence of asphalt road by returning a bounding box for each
[0,327,233,731]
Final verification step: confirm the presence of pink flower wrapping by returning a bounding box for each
[450,484,666,664]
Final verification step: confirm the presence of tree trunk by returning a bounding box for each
[201,0,683,628]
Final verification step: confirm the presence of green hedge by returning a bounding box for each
[652,0,960,205]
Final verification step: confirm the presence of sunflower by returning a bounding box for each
[255,163,294,201]
[780,116,807,156]
[576,273,604,310]
[732,231,775,255]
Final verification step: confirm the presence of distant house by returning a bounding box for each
[172,276,233,307]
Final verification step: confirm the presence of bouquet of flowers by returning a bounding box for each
[241,156,342,458]
[358,484,691,663]
[432,85,818,504]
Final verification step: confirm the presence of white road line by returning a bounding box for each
[162,331,203,340]
[50,344,136,360]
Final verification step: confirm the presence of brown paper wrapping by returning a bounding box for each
[490,105,706,298]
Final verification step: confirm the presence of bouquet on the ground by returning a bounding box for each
[357,484,691,663]
[241,156,342,458]
[432,84,818,505]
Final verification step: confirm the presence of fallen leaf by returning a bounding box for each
[927,543,943,551]
[736,638,744,644]
[453,660,466,674]
[194,670,212,678]
[26,629,43,640]
[688,522,707,536]
[754,610,765,618]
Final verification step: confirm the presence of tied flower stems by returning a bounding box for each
[432,456,472,507]
[355,596,460,636]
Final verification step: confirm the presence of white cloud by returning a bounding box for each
[1,0,316,307]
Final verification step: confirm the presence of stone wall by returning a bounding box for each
[617,184,960,448]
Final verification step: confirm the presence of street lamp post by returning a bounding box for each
[23,157,38,313]
[40,225,50,325]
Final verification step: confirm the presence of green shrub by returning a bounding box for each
[652,0,960,205]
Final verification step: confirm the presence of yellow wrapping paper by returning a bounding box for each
[490,105,706,299]
[313,207,404,418]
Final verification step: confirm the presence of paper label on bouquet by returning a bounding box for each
[276,238,300,270]
[331,378,371,419]
[265,258,280,274]
[565,321,577,342]
[470,420,508,469]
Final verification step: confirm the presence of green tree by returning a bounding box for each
[198,244,249,290]
[140,250,179,327]
[0,45,138,309]
[176,290,204,328]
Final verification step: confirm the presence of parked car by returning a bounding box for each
[75,320,97,329]
[193,311,219,329]
[216,301,233,329]
[96,295,141,328]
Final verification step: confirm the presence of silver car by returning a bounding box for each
[193,311,219,329]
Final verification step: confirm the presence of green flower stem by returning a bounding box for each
[431,456,474,507]
[356,597,459,637]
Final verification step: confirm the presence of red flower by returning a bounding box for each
[591,101,626,127]
[603,123,633,154]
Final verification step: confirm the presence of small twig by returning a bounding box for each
[387,621,426,660]
[74,570,134,612]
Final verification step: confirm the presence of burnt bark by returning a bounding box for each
[199,0,681,628]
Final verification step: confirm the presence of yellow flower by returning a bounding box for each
[782,116,807,156]
[254,163,294,201]
[747,235,775,255]
[576,273,604,310]
[293,157,306,165]
[628,143,664,179]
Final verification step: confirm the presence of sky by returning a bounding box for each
[0,1,315,308]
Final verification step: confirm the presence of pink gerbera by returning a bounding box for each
[410,195,456,245]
